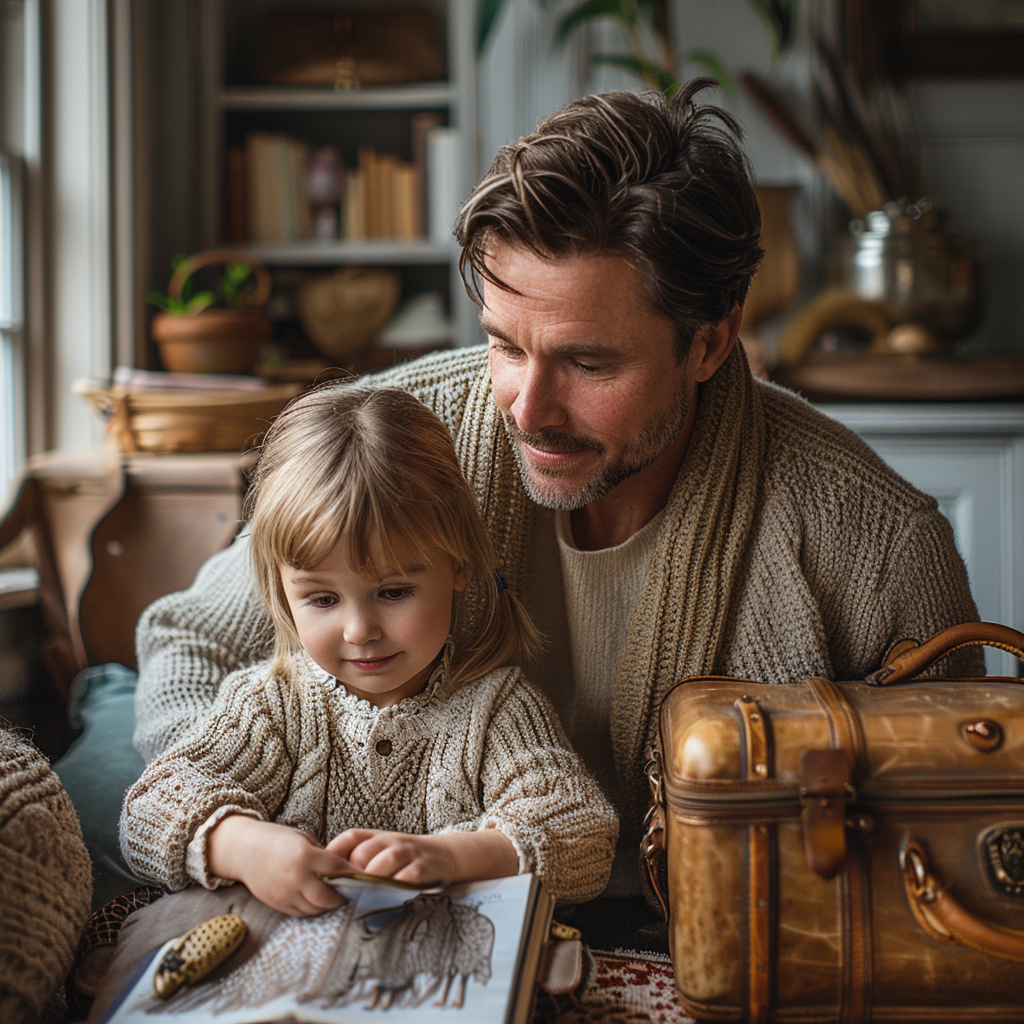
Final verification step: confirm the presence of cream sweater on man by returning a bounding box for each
[121,661,618,906]
[134,344,981,858]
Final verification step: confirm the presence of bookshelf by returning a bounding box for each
[196,0,480,353]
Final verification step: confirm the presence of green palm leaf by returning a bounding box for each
[591,53,678,93]
[555,0,635,47]
[478,0,509,53]
[686,49,734,96]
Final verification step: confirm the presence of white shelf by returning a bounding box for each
[219,84,457,111]
[240,240,457,266]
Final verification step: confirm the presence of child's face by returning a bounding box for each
[280,534,467,707]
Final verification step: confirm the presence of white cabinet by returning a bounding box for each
[819,404,1024,675]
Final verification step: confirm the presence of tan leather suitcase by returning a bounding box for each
[643,622,1024,1023]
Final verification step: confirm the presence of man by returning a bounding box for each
[132,82,979,922]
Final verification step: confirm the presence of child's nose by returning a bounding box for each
[343,607,382,646]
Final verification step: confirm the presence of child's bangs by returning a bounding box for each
[271,455,450,578]
[340,498,450,580]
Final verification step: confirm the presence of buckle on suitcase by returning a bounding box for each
[799,749,855,880]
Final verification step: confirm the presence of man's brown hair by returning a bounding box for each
[455,78,764,356]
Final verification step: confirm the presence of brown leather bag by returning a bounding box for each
[643,622,1024,1023]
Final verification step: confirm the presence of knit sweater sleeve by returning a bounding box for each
[469,674,618,905]
[120,666,299,891]
[873,506,984,677]
[134,533,273,762]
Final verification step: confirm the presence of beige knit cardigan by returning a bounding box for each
[121,661,618,905]
[135,343,981,845]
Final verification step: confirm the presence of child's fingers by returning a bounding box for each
[392,860,437,885]
[363,842,421,879]
[325,828,380,858]
[342,833,401,870]
[300,877,348,913]
[308,847,354,879]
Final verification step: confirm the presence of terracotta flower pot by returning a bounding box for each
[151,249,273,374]
[152,309,272,374]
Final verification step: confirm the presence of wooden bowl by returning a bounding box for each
[74,381,301,453]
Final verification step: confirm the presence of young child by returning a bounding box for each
[120,383,617,915]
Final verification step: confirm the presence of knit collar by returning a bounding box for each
[305,657,446,719]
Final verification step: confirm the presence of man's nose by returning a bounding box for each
[509,362,566,435]
[343,607,382,646]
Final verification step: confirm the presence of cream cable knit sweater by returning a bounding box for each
[135,344,981,853]
[0,729,92,1024]
[121,661,618,905]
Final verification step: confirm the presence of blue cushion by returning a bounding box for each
[54,664,146,909]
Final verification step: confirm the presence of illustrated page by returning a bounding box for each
[100,874,539,1024]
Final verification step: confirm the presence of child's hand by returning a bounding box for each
[206,815,352,917]
[326,827,519,888]
[326,829,458,888]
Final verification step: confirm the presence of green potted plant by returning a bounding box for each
[148,250,272,374]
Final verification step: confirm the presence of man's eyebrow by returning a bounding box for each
[478,316,513,343]
[480,317,620,359]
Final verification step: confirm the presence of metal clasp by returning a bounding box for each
[644,746,663,806]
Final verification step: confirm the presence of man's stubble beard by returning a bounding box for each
[501,384,692,511]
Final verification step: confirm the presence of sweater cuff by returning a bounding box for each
[482,817,536,876]
[437,817,537,876]
[186,806,262,889]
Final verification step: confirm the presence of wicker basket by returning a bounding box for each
[74,381,301,453]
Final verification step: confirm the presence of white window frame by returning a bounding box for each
[0,146,24,493]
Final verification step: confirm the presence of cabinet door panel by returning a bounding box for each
[854,435,1019,676]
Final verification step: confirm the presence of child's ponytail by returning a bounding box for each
[446,570,543,691]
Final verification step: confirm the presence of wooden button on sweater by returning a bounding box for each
[375,739,392,756]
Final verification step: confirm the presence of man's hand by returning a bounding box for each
[326,827,519,888]
[206,815,351,917]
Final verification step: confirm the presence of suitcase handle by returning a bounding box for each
[866,622,1024,686]
[902,841,1024,964]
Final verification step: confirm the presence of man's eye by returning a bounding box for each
[572,359,601,374]
[380,587,412,601]
[489,339,523,359]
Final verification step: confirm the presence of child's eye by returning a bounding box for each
[309,594,337,608]
[379,587,412,601]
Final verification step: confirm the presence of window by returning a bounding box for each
[1,0,26,491]
[0,148,22,491]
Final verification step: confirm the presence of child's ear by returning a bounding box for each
[453,567,470,593]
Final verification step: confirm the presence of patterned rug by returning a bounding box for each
[534,950,696,1024]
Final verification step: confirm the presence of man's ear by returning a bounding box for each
[689,304,743,383]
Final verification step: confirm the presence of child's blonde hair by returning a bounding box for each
[246,382,541,689]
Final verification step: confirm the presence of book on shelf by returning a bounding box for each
[244,131,313,243]
[227,131,429,245]
[426,127,461,246]
[90,873,554,1024]
[345,146,422,242]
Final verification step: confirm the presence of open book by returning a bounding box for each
[92,874,553,1024]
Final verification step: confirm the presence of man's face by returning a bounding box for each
[481,245,695,510]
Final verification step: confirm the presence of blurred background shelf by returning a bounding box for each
[219,85,459,111]
[239,240,456,266]
[192,0,480,366]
